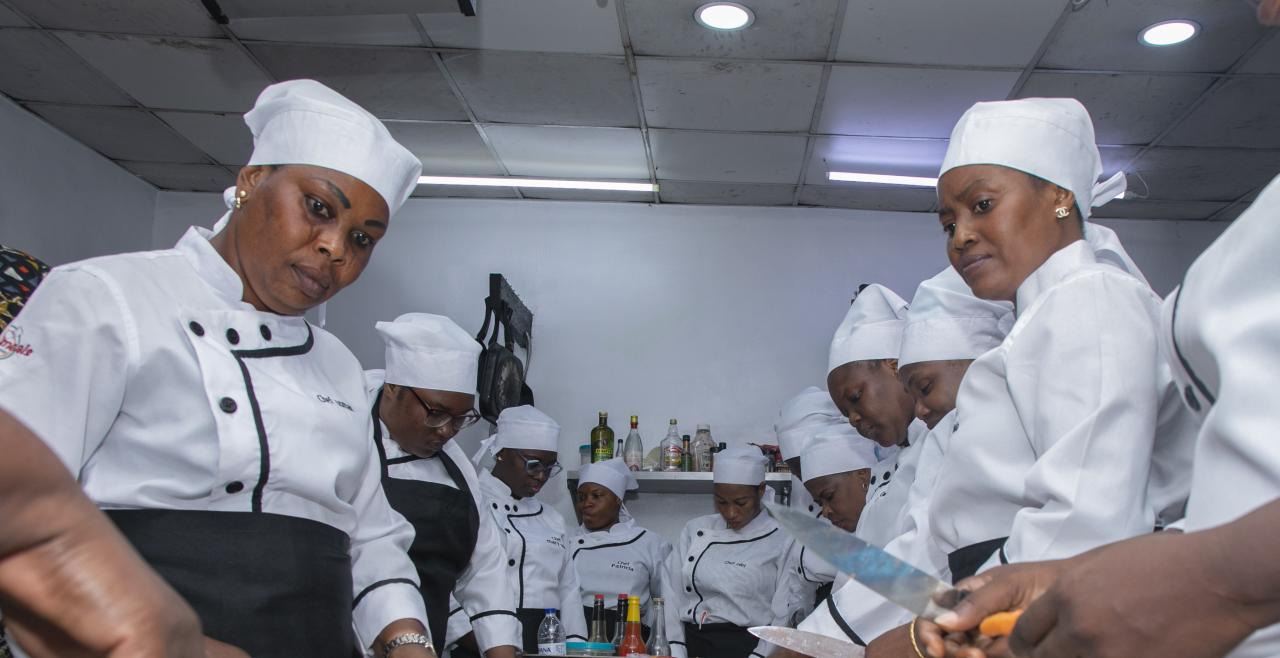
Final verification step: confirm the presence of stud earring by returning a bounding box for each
[235,188,248,210]
[1054,206,1070,220]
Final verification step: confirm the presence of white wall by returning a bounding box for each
[0,96,157,266]
[153,192,1228,542]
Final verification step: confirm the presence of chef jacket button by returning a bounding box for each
[513,505,519,512]
[226,328,240,345]
[953,423,960,432]
[578,539,585,544]
[685,586,692,593]
[687,556,694,562]
[219,397,237,413]
[224,481,244,494]
[870,476,877,485]
[188,321,205,336]
[504,504,511,511]
[883,471,891,480]
[1184,385,1201,411]
[492,503,499,510]
[807,505,815,512]
[696,531,704,537]
[687,609,692,615]
[505,529,511,534]
[508,559,516,567]
[259,325,272,341]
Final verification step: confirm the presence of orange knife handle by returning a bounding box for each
[978,610,1023,637]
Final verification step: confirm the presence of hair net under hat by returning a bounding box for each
[377,313,480,394]
[828,284,910,374]
[899,267,1014,367]
[472,405,561,468]
[939,97,1126,220]
[775,387,844,461]
[800,424,880,484]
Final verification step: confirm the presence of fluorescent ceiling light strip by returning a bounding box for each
[418,175,656,192]
[827,171,938,187]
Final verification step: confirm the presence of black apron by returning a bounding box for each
[373,390,481,654]
[107,508,354,658]
[947,537,1008,584]
[683,622,757,658]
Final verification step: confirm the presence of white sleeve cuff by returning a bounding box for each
[352,580,429,655]
[472,611,521,652]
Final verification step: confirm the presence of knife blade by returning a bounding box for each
[749,626,865,658]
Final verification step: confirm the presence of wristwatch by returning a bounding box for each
[381,632,432,657]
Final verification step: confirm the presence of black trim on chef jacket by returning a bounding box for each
[947,537,1008,584]
[689,527,779,622]
[823,593,865,646]
[571,529,647,559]
[1169,285,1215,409]
[506,506,544,607]
[353,577,417,608]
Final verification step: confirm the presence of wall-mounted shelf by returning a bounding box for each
[567,470,792,501]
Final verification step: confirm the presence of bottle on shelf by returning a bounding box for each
[659,418,682,472]
[609,593,628,647]
[591,413,615,463]
[680,435,692,472]
[588,594,609,645]
[537,608,566,655]
[623,416,645,471]
[646,597,672,657]
[691,424,715,472]
[616,595,646,657]
[709,441,728,471]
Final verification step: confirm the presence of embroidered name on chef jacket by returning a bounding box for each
[314,393,354,412]
[721,560,748,568]
[610,560,635,572]
[545,535,566,550]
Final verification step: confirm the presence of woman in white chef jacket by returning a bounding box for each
[367,313,519,658]
[456,406,589,653]
[570,458,676,641]
[0,80,433,658]
[665,446,804,658]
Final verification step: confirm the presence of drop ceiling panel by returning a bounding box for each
[0,4,28,26]
[229,15,423,46]
[799,184,938,212]
[1238,33,1280,74]
[0,28,132,105]
[624,0,840,61]
[1162,77,1280,149]
[419,0,623,55]
[1129,147,1280,201]
[820,67,1019,138]
[155,111,253,166]
[1039,0,1267,73]
[218,0,459,19]
[637,59,822,132]
[836,0,1063,67]
[483,125,649,179]
[30,105,210,163]
[411,184,518,199]
[518,188,653,203]
[1017,72,1213,145]
[658,181,796,206]
[384,122,503,176]
[807,135,948,185]
[443,51,637,127]
[248,43,465,121]
[4,0,221,37]
[1091,199,1227,221]
[55,32,272,112]
[118,161,236,192]
[650,130,806,184]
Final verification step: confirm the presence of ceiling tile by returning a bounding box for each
[1091,198,1227,221]
[219,0,458,19]
[1238,33,1280,74]
[419,0,623,55]
[412,184,519,199]
[155,111,253,165]
[1129,147,1280,201]
[820,66,1019,138]
[29,105,210,163]
[442,51,637,127]
[624,0,840,60]
[1017,72,1213,145]
[798,184,938,212]
[55,32,271,112]
[118,161,236,192]
[1039,0,1267,73]
[649,130,806,184]
[836,0,1063,67]
[384,122,503,176]
[4,0,221,37]
[247,43,465,121]
[483,125,649,179]
[0,4,29,26]
[229,15,423,46]
[0,28,132,105]
[658,180,796,206]
[518,187,653,203]
[807,135,947,185]
[1100,145,1144,179]
[1161,77,1280,149]
[637,58,822,132]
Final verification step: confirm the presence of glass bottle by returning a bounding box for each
[616,595,646,657]
[646,597,671,657]
[680,435,692,472]
[659,419,682,472]
[591,413,614,463]
[691,424,715,472]
[588,594,609,644]
[623,416,644,471]
[609,593,627,647]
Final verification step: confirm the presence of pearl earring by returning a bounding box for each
[235,188,248,210]
[1054,206,1070,220]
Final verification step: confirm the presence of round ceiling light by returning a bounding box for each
[695,2,754,31]
[1139,19,1199,46]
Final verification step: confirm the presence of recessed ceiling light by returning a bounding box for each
[1139,19,1199,46]
[827,171,938,187]
[695,2,754,31]
[418,175,657,192]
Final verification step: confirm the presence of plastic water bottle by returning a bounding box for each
[537,608,566,655]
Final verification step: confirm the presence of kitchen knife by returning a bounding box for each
[748,626,865,658]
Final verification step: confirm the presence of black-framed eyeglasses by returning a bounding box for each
[512,451,563,478]
[409,390,482,432]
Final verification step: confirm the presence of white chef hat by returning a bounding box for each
[800,425,880,484]
[579,458,639,501]
[376,313,480,394]
[899,267,1015,367]
[939,98,1126,220]
[828,284,910,374]
[472,405,561,467]
[775,387,844,461]
[712,445,769,486]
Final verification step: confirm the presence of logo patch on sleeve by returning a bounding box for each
[0,325,33,359]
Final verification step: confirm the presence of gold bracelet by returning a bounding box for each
[909,617,926,658]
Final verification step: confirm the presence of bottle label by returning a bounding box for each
[660,445,682,470]
[538,642,566,655]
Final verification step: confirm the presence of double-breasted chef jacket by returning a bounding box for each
[856,418,930,549]
[569,518,676,633]
[0,226,426,657]
[366,371,519,654]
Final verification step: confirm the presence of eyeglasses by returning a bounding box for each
[512,451,563,478]
[408,390,482,432]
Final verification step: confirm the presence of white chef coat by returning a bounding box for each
[664,510,806,658]
[929,240,1169,575]
[366,371,520,653]
[855,419,930,549]
[448,470,589,643]
[569,518,675,628]
[789,475,838,608]
[0,226,426,652]
[1165,173,1280,658]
